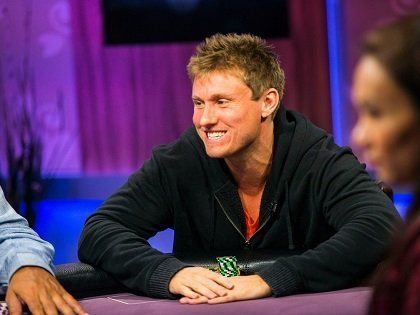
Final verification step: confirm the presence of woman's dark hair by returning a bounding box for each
[362,14,420,108]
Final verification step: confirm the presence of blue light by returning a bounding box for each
[393,193,414,219]
[34,200,101,264]
[326,0,345,146]
[33,199,174,264]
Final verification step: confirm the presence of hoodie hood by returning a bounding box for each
[262,106,328,216]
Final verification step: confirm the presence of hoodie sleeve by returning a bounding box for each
[78,152,189,298]
[258,146,401,296]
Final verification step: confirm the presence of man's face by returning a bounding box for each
[192,70,265,159]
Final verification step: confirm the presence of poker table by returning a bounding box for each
[0,250,374,314]
[53,250,374,315]
[78,287,371,315]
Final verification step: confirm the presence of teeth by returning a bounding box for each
[207,131,226,140]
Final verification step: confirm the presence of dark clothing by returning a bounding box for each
[369,208,420,315]
[78,108,400,298]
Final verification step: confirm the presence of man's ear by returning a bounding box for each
[261,88,279,119]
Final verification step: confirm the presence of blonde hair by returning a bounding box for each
[187,33,285,104]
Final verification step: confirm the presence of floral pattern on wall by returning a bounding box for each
[0,0,81,176]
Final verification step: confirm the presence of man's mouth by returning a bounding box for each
[206,131,227,140]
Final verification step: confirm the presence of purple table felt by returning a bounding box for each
[79,287,372,315]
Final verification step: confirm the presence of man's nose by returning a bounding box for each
[200,105,217,126]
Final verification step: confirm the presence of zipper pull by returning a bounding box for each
[270,201,278,213]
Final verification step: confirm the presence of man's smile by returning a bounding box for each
[206,131,227,140]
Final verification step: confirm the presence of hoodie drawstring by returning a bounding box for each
[285,183,295,250]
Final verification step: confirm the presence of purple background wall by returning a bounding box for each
[2,0,419,176]
[0,0,82,176]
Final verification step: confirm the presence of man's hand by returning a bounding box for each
[169,267,234,303]
[6,266,88,315]
[179,275,272,304]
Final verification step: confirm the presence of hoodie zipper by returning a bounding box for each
[215,194,278,248]
[214,194,246,242]
[246,201,278,245]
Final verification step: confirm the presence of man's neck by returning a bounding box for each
[225,123,274,194]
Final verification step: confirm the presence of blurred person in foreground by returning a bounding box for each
[0,186,87,315]
[352,14,420,315]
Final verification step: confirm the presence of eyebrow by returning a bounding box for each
[192,94,234,101]
[358,101,379,110]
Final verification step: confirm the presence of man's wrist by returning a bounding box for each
[7,252,54,283]
[252,274,273,296]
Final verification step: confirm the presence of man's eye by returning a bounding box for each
[193,101,204,108]
[217,99,229,105]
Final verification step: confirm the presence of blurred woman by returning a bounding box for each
[351,14,420,315]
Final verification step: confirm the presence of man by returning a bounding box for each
[78,33,400,304]
[0,186,87,315]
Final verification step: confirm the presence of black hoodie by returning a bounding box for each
[78,107,400,298]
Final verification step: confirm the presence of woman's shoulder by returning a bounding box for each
[369,212,420,315]
[402,214,420,263]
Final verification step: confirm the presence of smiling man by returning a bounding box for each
[78,33,400,304]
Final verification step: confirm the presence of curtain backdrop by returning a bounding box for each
[289,0,332,132]
[70,0,331,174]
